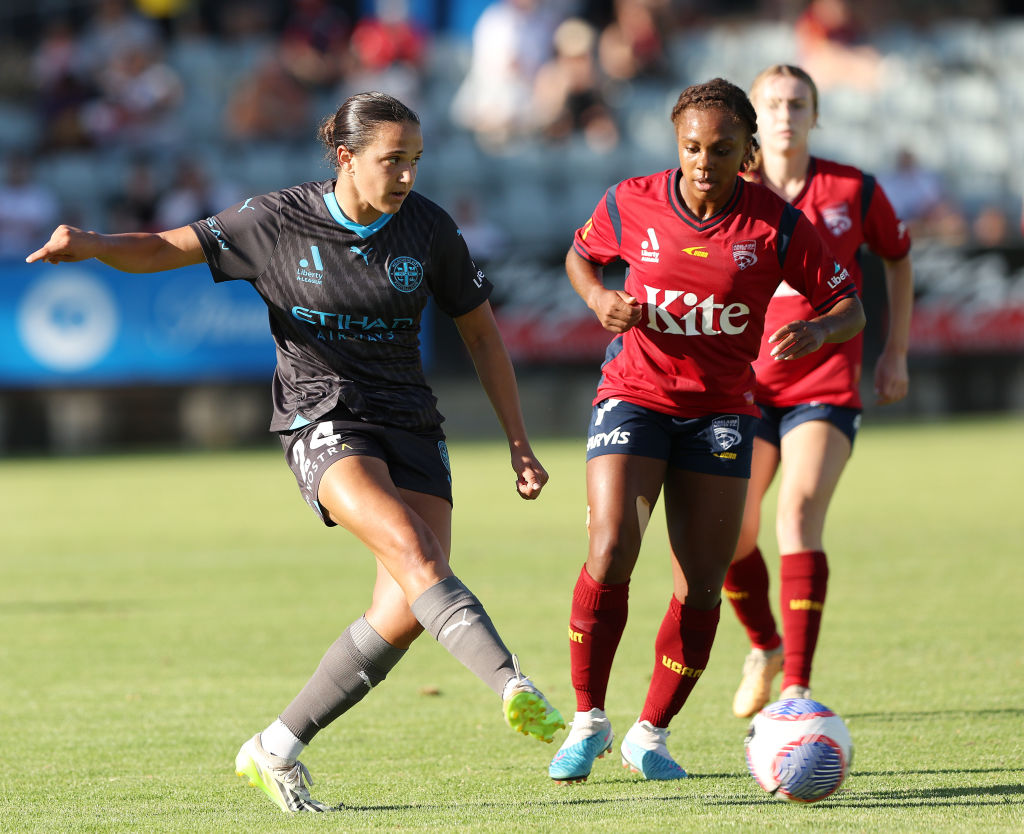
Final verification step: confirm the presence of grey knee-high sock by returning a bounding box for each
[279,616,406,744]
[410,576,515,696]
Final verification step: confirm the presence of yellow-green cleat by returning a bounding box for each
[234,734,336,814]
[501,655,566,743]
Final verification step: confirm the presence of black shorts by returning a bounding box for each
[585,398,757,478]
[280,418,453,526]
[755,402,862,448]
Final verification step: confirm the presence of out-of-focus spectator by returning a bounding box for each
[224,53,313,142]
[78,0,161,76]
[795,0,883,90]
[80,46,184,148]
[533,18,620,152]
[278,0,353,91]
[155,158,242,229]
[31,19,96,150]
[597,0,672,83]
[343,0,428,110]
[0,153,60,258]
[451,0,564,150]
[972,204,1011,247]
[106,157,164,233]
[879,148,968,244]
[452,193,506,261]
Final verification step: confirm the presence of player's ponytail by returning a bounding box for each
[319,92,420,170]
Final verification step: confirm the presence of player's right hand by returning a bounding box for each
[26,225,99,265]
[591,289,641,333]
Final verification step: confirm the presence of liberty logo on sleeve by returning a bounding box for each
[296,244,324,285]
[387,256,423,292]
[732,240,757,270]
[641,227,660,263]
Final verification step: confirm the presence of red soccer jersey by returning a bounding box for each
[573,169,858,418]
[747,157,911,408]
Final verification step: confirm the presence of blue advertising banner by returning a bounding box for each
[0,260,276,387]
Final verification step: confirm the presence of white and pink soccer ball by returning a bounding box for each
[744,698,853,803]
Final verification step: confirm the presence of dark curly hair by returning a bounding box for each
[670,78,759,170]
[318,92,420,170]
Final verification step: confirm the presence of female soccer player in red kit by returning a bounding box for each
[725,65,913,718]
[548,77,866,784]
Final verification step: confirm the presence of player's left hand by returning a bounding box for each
[873,347,909,405]
[513,453,548,500]
[768,320,827,361]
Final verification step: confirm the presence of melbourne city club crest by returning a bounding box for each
[387,256,423,293]
[732,240,757,270]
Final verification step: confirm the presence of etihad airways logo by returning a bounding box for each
[644,285,750,335]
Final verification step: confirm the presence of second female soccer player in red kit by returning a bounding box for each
[724,65,913,719]
[547,77,866,784]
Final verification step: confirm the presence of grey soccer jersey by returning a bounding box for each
[190,181,492,434]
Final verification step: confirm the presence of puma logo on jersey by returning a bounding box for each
[681,246,709,258]
[350,245,373,265]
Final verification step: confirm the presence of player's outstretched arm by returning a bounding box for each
[768,295,866,361]
[565,247,640,333]
[26,224,204,273]
[454,300,548,500]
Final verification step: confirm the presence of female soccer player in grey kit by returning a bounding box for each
[28,92,564,814]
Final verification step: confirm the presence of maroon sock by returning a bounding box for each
[639,598,720,728]
[723,547,781,651]
[569,565,629,712]
[779,550,829,689]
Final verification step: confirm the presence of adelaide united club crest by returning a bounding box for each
[732,240,758,270]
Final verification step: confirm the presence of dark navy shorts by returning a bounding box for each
[585,398,757,478]
[280,418,453,526]
[755,402,862,448]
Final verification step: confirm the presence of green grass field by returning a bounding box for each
[1,414,1022,832]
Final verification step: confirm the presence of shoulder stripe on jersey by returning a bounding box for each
[776,203,801,267]
[860,173,876,222]
[606,184,623,247]
[323,192,394,238]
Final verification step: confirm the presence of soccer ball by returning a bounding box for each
[744,698,853,803]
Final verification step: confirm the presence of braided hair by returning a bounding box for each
[670,78,759,171]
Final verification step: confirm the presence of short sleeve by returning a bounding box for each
[782,211,859,313]
[862,178,912,260]
[572,185,623,265]
[428,209,493,318]
[189,193,281,283]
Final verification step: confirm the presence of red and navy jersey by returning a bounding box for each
[573,169,858,418]
[746,157,911,408]
[191,181,491,434]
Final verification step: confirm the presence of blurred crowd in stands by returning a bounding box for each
[2,0,1024,260]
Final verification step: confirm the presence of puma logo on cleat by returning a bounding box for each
[442,610,473,638]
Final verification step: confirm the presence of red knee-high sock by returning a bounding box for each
[723,547,781,651]
[569,565,629,712]
[639,598,720,728]
[779,550,829,689]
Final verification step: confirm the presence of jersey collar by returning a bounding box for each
[323,189,395,238]
[668,169,744,231]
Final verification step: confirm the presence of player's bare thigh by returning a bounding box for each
[733,436,781,561]
[364,487,452,647]
[775,419,851,553]
[585,453,667,584]
[318,455,453,599]
[663,468,749,608]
